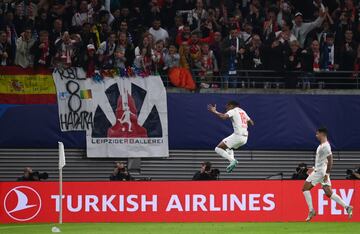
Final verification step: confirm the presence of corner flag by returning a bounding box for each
[56,142,66,227]
[58,142,66,169]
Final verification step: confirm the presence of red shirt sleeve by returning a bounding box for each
[199,32,214,44]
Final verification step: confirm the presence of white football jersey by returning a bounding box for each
[226,107,250,135]
[314,141,332,172]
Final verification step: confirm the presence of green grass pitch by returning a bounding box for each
[0,222,359,234]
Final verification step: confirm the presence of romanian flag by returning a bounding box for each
[0,66,56,104]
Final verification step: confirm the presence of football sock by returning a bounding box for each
[330,193,347,208]
[303,191,314,211]
[226,148,234,155]
[226,149,235,160]
[215,147,234,162]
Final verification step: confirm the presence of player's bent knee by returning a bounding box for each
[302,187,309,192]
[323,188,333,198]
[324,190,332,198]
[302,182,312,191]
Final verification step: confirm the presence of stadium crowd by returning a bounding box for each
[0,0,360,88]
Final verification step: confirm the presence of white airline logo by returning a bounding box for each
[4,186,42,221]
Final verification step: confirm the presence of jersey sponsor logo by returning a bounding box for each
[239,111,248,128]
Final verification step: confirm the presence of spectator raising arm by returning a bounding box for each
[15,28,35,68]
[292,9,326,47]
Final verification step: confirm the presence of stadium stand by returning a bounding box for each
[1,0,360,89]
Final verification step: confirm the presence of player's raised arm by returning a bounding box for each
[207,104,229,120]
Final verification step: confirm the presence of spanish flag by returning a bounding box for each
[0,66,56,104]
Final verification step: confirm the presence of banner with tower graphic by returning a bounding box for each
[53,68,169,158]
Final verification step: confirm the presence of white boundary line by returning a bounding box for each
[0,224,53,230]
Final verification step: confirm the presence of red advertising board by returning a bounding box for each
[0,181,358,223]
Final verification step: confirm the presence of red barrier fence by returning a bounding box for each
[0,181,358,223]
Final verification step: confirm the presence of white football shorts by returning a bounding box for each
[306,170,331,187]
[223,134,248,149]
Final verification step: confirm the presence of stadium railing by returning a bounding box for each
[162,70,360,89]
[1,66,359,89]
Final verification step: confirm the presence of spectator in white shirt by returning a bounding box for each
[148,19,169,44]
[72,0,90,27]
[275,19,297,43]
[15,28,35,68]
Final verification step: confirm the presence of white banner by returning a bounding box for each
[53,68,169,158]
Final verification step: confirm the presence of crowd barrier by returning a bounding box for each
[0,180,358,223]
[163,70,360,89]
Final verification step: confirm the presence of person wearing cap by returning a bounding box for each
[82,43,97,78]
[292,9,325,48]
[87,44,95,51]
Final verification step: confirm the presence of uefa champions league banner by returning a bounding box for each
[0,181,359,223]
[52,68,169,158]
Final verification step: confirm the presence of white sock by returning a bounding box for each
[303,191,314,211]
[215,147,234,162]
[226,148,234,155]
[330,193,347,208]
